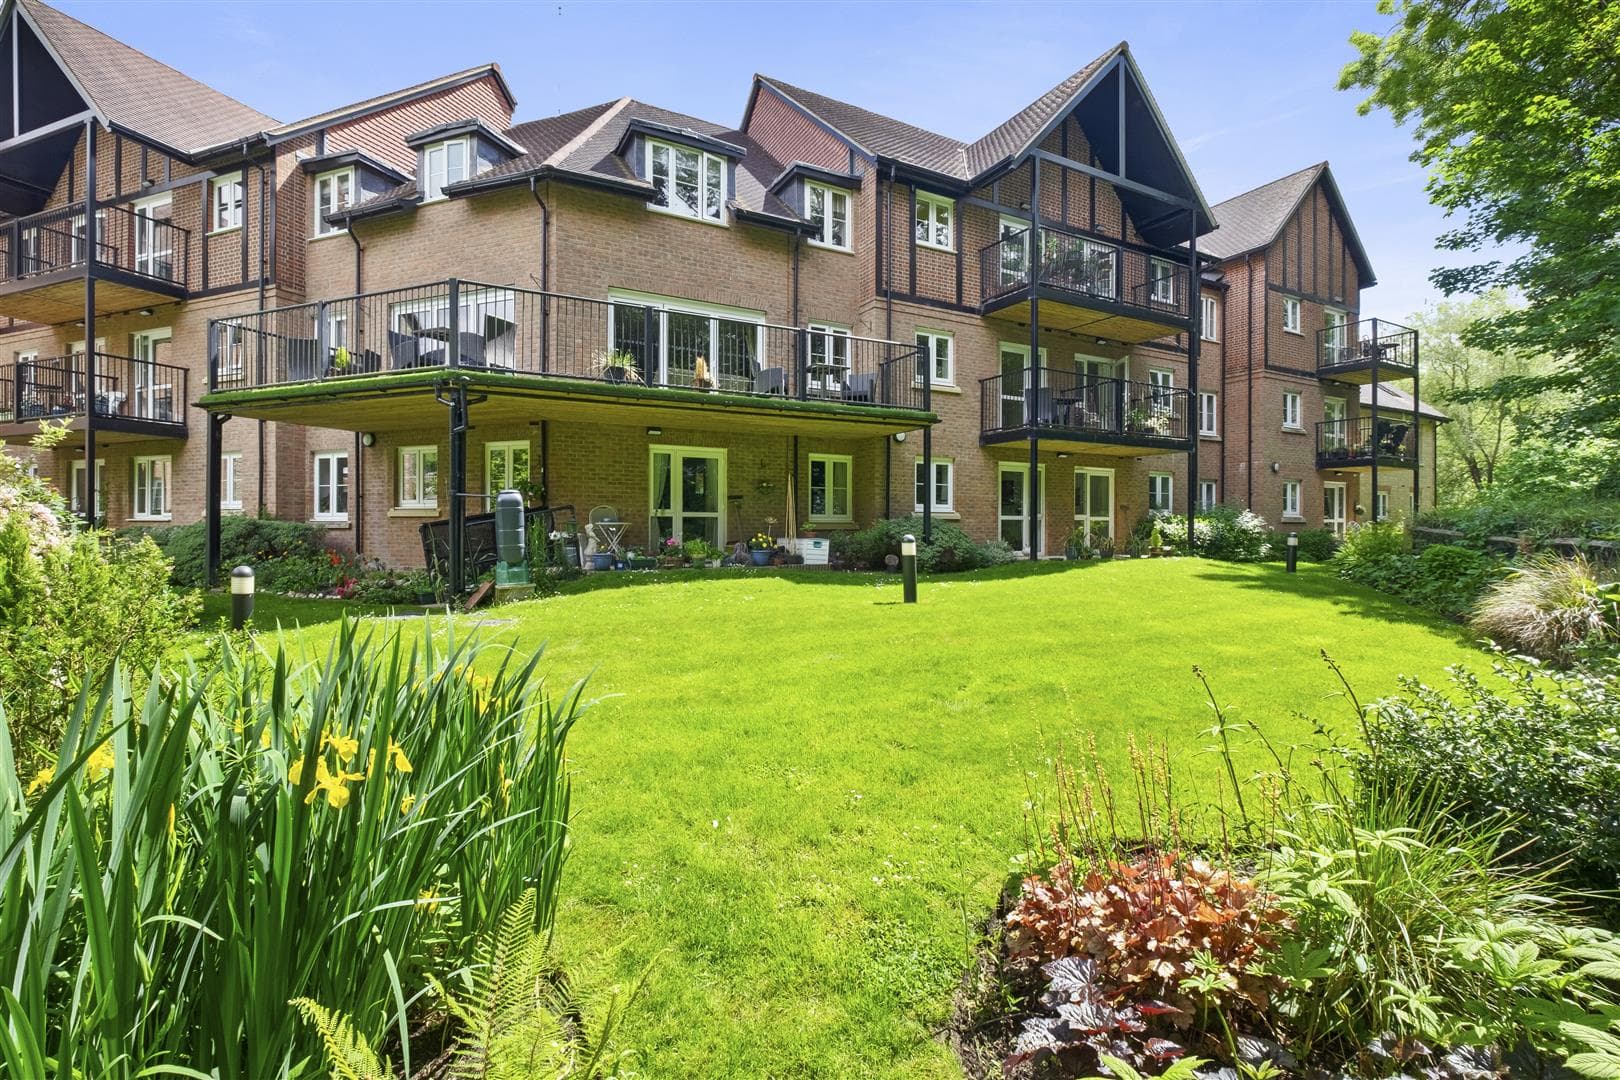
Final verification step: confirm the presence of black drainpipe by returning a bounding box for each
[883,163,895,517]
[348,215,365,554]
[255,152,268,517]
[529,178,551,504]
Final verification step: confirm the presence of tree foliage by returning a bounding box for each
[1342,0,1620,435]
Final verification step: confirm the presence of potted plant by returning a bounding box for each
[593,349,643,385]
[748,531,775,567]
[590,545,615,571]
[1148,520,1166,557]
[1064,526,1088,561]
[414,568,440,605]
[1095,536,1116,560]
[682,537,714,566]
[658,536,686,568]
[1126,405,1151,432]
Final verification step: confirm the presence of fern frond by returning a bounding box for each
[291,997,393,1080]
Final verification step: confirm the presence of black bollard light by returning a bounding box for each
[230,564,255,629]
[901,533,918,604]
[1285,532,1298,574]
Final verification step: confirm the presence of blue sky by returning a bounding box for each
[64,0,1479,320]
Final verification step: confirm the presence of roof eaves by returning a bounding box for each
[616,118,747,159]
[298,148,409,185]
[765,160,862,194]
[265,64,513,144]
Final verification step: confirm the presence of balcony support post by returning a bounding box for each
[1184,209,1199,552]
[921,344,933,544]
[1028,435,1041,560]
[1411,331,1421,518]
[445,381,469,596]
[1028,157,1042,559]
[447,279,460,369]
[81,118,97,530]
[205,412,228,587]
[1370,317,1380,522]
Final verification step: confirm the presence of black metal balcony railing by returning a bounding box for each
[979,226,1190,320]
[0,352,188,426]
[0,201,191,287]
[1316,416,1416,468]
[979,365,1192,446]
[1317,317,1418,375]
[209,280,930,412]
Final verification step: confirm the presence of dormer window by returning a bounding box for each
[805,181,850,251]
[313,168,354,236]
[423,138,469,202]
[648,139,725,222]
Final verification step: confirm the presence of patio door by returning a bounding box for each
[1075,355,1120,421]
[134,195,173,278]
[132,329,172,420]
[1323,481,1347,536]
[998,343,1047,428]
[997,215,1029,289]
[1322,397,1347,450]
[650,445,725,546]
[1073,467,1114,545]
[998,462,1045,555]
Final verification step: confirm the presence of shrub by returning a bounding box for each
[1418,493,1620,548]
[0,617,583,1073]
[1471,554,1618,662]
[133,515,332,590]
[1293,527,1340,562]
[1411,541,1501,618]
[831,516,1015,573]
[1360,657,1620,894]
[1143,506,1270,561]
[0,525,197,765]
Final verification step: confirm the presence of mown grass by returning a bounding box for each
[251,559,1487,1078]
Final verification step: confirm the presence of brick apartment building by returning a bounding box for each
[0,0,1438,588]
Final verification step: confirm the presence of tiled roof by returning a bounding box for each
[1363,381,1447,422]
[17,0,279,155]
[753,75,969,178]
[1199,163,1323,262]
[269,64,514,139]
[963,44,1125,176]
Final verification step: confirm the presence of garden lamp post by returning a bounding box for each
[1285,532,1298,574]
[901,534,918,604]
[230,565,256,629]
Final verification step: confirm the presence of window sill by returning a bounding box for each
[915,241,956,255]
[806,240,855,256]
[1281,425,1306,434]
[389,506,439,518]
[1281,515,1306,524]
[1283,328,1303,336]
[1200,335,1219,344]
[645,203,729,228]
[313,518,352,530]
[308,230,349,243]
[220,503,244,514]
[912,380,961,394]
[208,224,242,238]
[804,520,856,531]
[130,514,171,523]
[1199,433,1221,441]
[913,509,960,520]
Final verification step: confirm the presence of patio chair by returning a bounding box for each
[457,332,488,368]
[754,366,786,395]
[388,331,420,369]
[284,337,321,382]
[842,372,876,403]
[485,324,517,370]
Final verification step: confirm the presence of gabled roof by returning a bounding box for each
[1362,381,1448,422]
[13,0,278,156]
[963,44,1125,176]
[268,64,514,142]
[752,74,968,178]
[1201,162,1376,285]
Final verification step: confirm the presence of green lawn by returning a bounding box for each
[257,561,1485,1078]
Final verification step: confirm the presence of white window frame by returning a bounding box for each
[1322,397,1348,450]
[422,138,469,202]
[70,458,104,518]
[131,455,171,521]
[1198,479,1218,511]
[807,452,853,523]
[485,439,530,496]
[646,138,726,223]
[132,193,173,277]
[397,445,438,510]
[1072,466,1114,545]
[1148,472,1173,513]
[805,180,851,251]
[1324,480,1348,536]
[914,457,954,514]
[1148,367,1174,416]
[649,444,728,545]
[915,328,954,387]
[313,450,349,522]
[1282,479,1303,520]
[1376,490,1390,520]
[1282,295,1302,334]
[1149,257,1176,304]
[1197,391,1218,437]
[915,191,955,252]
[313,167,355,237]
[220,451,242,511]
[1283,390,1304,431]
[209,176,243,233]
[606,289,766,391]
[1200,294,1219,341]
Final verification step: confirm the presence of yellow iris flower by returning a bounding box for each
[86,743,115,782]
[25,767,53,796]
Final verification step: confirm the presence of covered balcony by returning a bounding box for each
[1317,317,1417,384]
[0,351,188,441]
[1316,416,1416,471]
[979,225,1191,343]
[980,365,1192,455]
[203,280,934,438]
[0,200,191,323]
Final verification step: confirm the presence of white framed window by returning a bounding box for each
[807,453,852,521]
[1148,472,1173,513]
[397,445,438,509]
[806,321,851,392]
[647,139,725,223]
[220,452,242,510]
[914,457,954,513]
[1198,479,1218,511]
[1149,258,1176,304]
[313,168,355,236]
[1377,490,1390,520]
[133,193,173,277]
[805,181,851,251]
[1322,397,1347,449]
[1200,294,1219,341]
[422,138,469,202]
[485,440,530,496]
[131,455,171,520]
[1323,307,1348,361]
[1283,479,1302,519]
[915,329,953,386]
[1282,295,1302,334]
[1072,467,1114,545]
[1283,390,1303,430]
[607,289,765,391]
[313,451,349,521]
[209,176,243,233]
[1198,391,1218,437]
[70,458,104,518]
[915,191,954,251]
[1148,367,1174,415]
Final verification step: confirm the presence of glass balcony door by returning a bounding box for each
[650,446,725,546]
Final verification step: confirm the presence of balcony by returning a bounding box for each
[1317,318,1417,384]
[979,225,1191,343]
[203,280,934,436]
[0,352,189,441]
[0,201,191,323]
[980,365,1192,455]
[1316,416,1416,471]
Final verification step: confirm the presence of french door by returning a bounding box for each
[998,462,1045,555]
[1322,398,1347,449]
[998,344,1048,428]
[1073,468,1114,545]
[998,216,1029,289]
[132,329,173,420]
[1075,355,1120,420]
[1323,481,1347,536]
[650,446,725,546]
[134,195,173,278]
